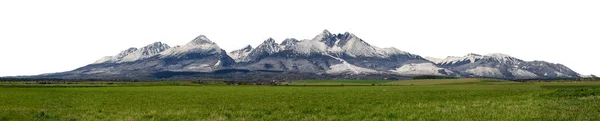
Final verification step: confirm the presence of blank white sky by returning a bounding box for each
[0,0,598,76]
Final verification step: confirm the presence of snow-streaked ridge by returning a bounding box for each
[227,45,253,62]
[93,42,170,64]
[159,35,222,57]
[232,30,417,58]
[466,67,504,78]
[254,38,282,55]
[325,55,378,74]
[436,53,522,65]
[390,63,454,76]
[121,42,170,62]
[509,69,538,79]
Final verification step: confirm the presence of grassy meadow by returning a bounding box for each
[0,79,599,120]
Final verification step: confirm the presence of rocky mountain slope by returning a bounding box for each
[426,53,579,79]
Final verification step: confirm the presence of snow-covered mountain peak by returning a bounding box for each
[332,33,381,57]
[314,29,333,39]
[466,53,482,57]
[486,53,511,57]
[254,38,282,54]
[148,41,166,46]
[92,47,138,64]
[119,41,171,62]
[229,38,283,62]
[280,38,299,50]
[483,53,522,63]
[341,32,356,38]
[159,35,222,57]
[437,54,484,65]
[263,38,277,44]
[227,45,253,62]
[93,42,171,64]
[242,45,253,50]
[142,42,170,51]
[437,53,524,66]
[281,38,298,45]
[183,35,219,47]
[188,35,214,45]
[313,30,337,47]
[321,29,332,36]
[117,48,139,58]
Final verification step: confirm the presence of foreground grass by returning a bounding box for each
[0,80,599,120]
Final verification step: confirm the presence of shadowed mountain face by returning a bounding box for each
[33,30,581,80]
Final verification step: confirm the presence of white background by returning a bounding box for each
[0,0,598,76]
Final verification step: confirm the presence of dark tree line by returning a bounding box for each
[412,75,460,80]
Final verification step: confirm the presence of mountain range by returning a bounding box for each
[32,30,582,80]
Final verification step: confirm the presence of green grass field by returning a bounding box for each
[1,79,599,120]
[289,78,515,86]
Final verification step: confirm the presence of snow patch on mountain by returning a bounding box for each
[326,55,378,74]
[93,48,138,64]
[509,69,538,78]
[93,56,116,64]
[390,63,453,76]
[327,64,379,74]
[466,67,504,78]
[338,36,376,57]
[228,45,253,62]
[555,71,570,77]
[437,53,523,65]
[281,38,299,49]
[437,53,483,65]
[289,39,328,54]
[214,60,221,67]
[182,64,211,70]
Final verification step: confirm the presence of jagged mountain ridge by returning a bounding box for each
[426,53,579,79]
[93,42,171,64]
[63,35,235,79]
[227,30,441,76]
[43,30,581,80]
